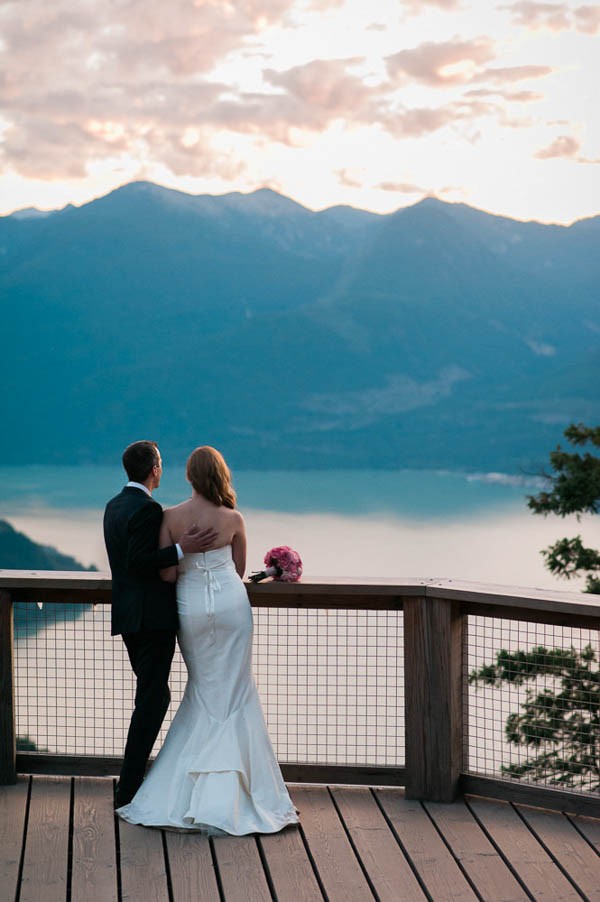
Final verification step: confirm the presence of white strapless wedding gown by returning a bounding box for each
[116,546,299,834]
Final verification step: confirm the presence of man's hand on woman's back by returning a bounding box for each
[179,524,218,554]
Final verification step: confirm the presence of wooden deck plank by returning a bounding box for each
[332,787,425,902]
[375,788,478,901]
[569,812,600,853]
[165,832,220,901]
[5,777,600,902]
[71,777,118,902]
[516,804,600,901]
[118,819,169,902]
[0,777,29,902]
[467,797,581,900]
[212,835,272,902]
[259,825,323,901]
[289,785,374,901]
[19,775,71,902]
[425,799,528,902]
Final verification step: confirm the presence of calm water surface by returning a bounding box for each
[5,465,599,780]
[1,464,598,589]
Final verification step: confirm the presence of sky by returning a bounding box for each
[1,0,599,223]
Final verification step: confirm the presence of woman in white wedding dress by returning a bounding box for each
[116,446,299,835]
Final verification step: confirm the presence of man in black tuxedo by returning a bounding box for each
[104,440,216,807]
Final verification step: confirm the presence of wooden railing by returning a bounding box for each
[1,571,599,816]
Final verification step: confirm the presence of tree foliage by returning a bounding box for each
[469,645,600,791]
[469,425,600,791]
[528,423,600,593]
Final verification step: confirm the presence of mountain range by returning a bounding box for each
[0,518,93,637]
[0,518,92,571]
[1,181,598,472]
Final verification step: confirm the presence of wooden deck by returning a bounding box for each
[1,777,600,901]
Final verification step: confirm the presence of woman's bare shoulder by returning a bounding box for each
[226,507,244,527]
[163,499,191,518]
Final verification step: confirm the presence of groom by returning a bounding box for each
[104,440,217,807]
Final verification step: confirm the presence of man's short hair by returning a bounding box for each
[122,441,159,483]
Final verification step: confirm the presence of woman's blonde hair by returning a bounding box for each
[186,446,236,509]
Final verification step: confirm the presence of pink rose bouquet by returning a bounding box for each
[249,545,303,583]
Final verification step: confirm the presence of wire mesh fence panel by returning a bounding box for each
[465,615,600,794]
[253,607,404,765]
[14,602,404,767]
[14,602,194,757]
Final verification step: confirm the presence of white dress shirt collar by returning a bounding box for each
[126,480,152,497]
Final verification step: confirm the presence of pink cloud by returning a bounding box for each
[503,1,600,33]
[376,181,427,193]
[504,1,571,31]
[264,59,372,113]
[574,4,600,32]
[465,87,543,102]
[336,169,365,188]
[386,37,496,86]
[476,65,553,83]
[390,106,459,135]
[376,182,460,197]
[535,135,600,163]
[535,135,580,158]
[0,0,301,179]
[403,0,462,10]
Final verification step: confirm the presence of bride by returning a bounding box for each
[116,446,299,835]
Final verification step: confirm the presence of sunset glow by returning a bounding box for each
[0,0,598,222]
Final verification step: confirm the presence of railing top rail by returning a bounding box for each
[0,570,111,591]
[0,570,598,618]
[0,570,424,593]
[427,577,600,619]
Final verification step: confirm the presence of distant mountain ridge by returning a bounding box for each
[1,181,598,472]
[0,519,94,639]
[0,519,94,571]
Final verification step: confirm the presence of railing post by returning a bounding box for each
[0,590,17,784]
[404,595,464,802]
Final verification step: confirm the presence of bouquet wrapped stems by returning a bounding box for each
[248,565,281,583]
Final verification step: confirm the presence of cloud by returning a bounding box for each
[376,181,430,193]
[336,173,459,195]
[465,87,544,102]
[264,58,372,114]
[503,1,600,33]
[375,181,459,196]
[0,1,298,82]
[535,134,580,158]
[535,134,600,163]
[574,4,600,32]
[0,0,301,178]
[385,38,553,93]
[387,105,460,135]
[404,0,462,10]
[386,37,496,86]
[503,1,571,31]
[336,168,365,188]
[306,0,346,7]
[0,0,576,185]
[206,59,383,143]
[476,65,553,83]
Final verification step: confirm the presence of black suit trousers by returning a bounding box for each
[118,629,176,803]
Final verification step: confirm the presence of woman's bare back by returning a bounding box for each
[161,494,247,578]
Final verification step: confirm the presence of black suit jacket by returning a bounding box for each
[103,486,179,636]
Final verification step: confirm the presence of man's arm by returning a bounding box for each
[126,501,219,576]
[158,513,179,583]
[126,503,178,574]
